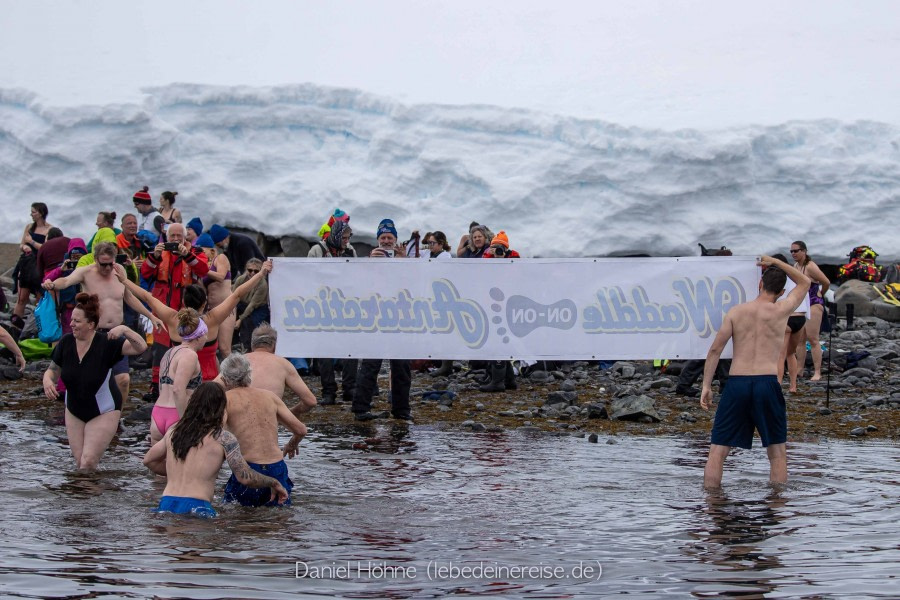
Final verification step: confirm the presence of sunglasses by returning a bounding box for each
[97,261,114,268]
[246,269,260,274]
[789,249,802,253]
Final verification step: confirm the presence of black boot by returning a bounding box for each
[504,362,518,390]
[479,362,507,392]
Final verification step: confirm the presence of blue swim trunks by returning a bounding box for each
[710,375,786,449]
[223,459,293,507]
[155,495,217,518]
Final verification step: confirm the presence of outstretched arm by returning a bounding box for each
[700,313,733,411]
[218,430,288,504]
[114,264,178,327]
[206,260,271,326]
[123,287,164,332]
[106,324,148,356]
[42,264,87,291]
[0,328,25,372]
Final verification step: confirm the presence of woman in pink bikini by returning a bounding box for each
[150,308,208,444]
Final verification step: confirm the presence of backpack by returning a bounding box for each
[874,283,900,306]
[35,292,62,343]
[837,245,882,283]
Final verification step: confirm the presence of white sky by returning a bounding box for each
[2,0,899,129]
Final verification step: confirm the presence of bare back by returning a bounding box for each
[161,430,226,502]
[245,351,290,398]
[725,300,792,376]
[225,387,283,464]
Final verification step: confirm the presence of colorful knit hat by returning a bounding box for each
[492,231,509,249]
[133,186,152,205]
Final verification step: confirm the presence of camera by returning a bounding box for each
[383,248,395,258]
[163,242,180,252]
[492,246,507,256]
[115,253,128,264]
[64,260,77,270]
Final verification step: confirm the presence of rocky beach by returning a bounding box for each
[3,242,899,444]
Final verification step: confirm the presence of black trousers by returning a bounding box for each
[318,358,358,401]
[352,358,411,416]
[677,359,730,390]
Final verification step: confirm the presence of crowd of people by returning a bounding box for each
[1,192,838,513]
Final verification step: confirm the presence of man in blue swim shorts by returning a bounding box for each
[700,255,811,488]
[219,353,308,507]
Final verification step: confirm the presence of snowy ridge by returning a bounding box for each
[1,83,898,262]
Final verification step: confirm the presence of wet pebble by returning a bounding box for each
[561,379,577,392]
[850,427,867,436]
[866,424,878,432]
[818,407,833,415]
[587,433,598,443]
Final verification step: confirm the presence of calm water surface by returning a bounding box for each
[0,401,897,598]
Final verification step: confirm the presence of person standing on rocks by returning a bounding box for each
[700,255,810,488]
[306,219,358,404]
[480,231,520,392]
[352,219,413,421]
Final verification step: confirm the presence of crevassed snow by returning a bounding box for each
[1,84,898,262]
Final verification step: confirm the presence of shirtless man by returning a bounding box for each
[700,255,810,488]
[43,242,162,400]
[143,382,288,517]
[245,324,317,417]
[220,353,308,507]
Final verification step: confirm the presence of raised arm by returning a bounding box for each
[114,264,178,327]
[206,260,270,326]
[760,255,811,316]
[218,430,288,504]
[0,328,25,372]
[700,313,733,411]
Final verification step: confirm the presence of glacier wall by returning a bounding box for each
[1,84,898,262]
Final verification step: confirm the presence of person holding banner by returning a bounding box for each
[700,255,810,488]
[352,219,413,421]
[479,231,520,392]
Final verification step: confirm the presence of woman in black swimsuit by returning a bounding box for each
[159,191,182,224]
[12,202,54,329]
[42,293,147,471]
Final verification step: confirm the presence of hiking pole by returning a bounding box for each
[825,301,837,409]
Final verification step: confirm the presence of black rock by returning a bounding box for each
[561,379,577,392]
[1,367,23,380]
[608,395,661,422]
[818,407,833,415]
[545,391,577,405]
[587,433,599,443]
[586,403,608,419]
[849,427,867,436]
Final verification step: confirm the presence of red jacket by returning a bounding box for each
[141,247,209,310]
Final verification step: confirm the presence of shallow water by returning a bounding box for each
[0,400,897,598]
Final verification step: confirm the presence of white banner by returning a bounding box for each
[269,257,759,360]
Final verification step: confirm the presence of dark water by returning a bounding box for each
[0,402,897,599]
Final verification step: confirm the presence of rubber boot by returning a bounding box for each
[479,361,507,392]
[430,360,453,378]
[504,361,518,390]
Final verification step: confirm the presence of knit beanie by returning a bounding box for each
[318,223,331,239]
[195,233,215,248]
[133,186,152,205]
[492,230,509,249]
[208,224,230,244]
[376,218,397,239]
[186,217,203,236]
[327,220,348,250]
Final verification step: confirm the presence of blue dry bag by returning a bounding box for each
[35,293,62,343]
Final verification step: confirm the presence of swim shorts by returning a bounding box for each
[710,375,786,449]
[787,315,806,333]
[224,460,293,507]
[155,495,217,518]
[96,329,131,376]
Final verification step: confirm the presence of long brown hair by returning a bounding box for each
[169,382,226,461]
